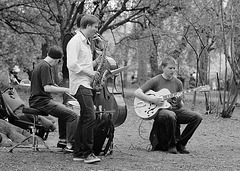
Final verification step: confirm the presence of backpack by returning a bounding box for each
[149,120,169,151]
[149,120,181,151]
[93,112,115,156]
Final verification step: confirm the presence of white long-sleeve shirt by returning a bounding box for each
[67,30,94,95]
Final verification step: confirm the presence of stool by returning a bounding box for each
[9,107,51,152]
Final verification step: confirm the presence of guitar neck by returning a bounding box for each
[163,88,197,100]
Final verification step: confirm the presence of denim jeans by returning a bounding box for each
[155,107,202,147]
[73,85,96,157]
[31,100,78,144]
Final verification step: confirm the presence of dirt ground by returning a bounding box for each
[1,87,240,171]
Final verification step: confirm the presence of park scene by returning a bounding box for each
[1,0,240,170]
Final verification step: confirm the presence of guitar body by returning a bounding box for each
[134,89,171,120]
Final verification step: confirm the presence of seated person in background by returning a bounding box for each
[9,70,21,85]
[29,46,78,152]
[189,73,195,89]
[134,56,202,154]
[23,67,33,81]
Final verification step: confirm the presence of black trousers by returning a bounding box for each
[150,108,202,150]
[73,85,96,157]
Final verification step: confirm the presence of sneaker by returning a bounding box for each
[176,143,190,154]
[168,146,178,154]
[73,155,85,162]
[84,153,101,164]
[64,146,74,153]
[57,140,67,149]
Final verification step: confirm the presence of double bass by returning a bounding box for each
[94,57,127,127]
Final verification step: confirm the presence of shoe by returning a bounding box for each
[73,155,85,162]
[84,153,101,164]
[57,140,67,149]
[176,143,190,154]
[64,146,74,153]
[168,146,178,154]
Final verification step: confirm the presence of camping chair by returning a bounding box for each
[9,106,51,152]
[0,87,51,140]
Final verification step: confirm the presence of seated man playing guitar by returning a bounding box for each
[134,56,202,154]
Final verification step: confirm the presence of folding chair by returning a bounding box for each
[9,106,51,152]
[0,87,50,140]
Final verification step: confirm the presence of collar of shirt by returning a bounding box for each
[43,60,52,67]
[77,30,91,46]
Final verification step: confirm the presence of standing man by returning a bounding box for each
[134,56,202,154]
[67,14,102,164]
[29,46,78,152]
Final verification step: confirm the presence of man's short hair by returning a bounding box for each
[76,14,84,28]
[79,14,100,29]
[161,56,177,67]
[48,46,63,59]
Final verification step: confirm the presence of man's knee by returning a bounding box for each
[193,112,203,121]
[196,113,203,122]
[156,110,176,122]
[67,110,79,122]
[168,112,177,120]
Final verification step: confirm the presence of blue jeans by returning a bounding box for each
[73,85,96,157]
[31,100,78,144]
[155,107,202,147]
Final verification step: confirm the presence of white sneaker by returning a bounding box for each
[64,143,74,153]
[64,146,74,153]
[73,156,84,162]
[84,153,101,164]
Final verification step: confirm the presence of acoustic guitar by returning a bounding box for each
[134,85,210,120]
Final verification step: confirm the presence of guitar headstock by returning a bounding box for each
[196,85,211,92]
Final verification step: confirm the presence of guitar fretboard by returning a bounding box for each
[163,88,198,100]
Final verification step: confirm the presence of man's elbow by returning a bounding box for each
[44,85,51,92]
[134,88,141,97]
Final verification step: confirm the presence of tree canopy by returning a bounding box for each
[2,0,240,117]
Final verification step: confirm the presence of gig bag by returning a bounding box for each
[93,112,114,156]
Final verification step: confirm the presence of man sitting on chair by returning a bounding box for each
[29,46,78,152]
[134,56,202,154]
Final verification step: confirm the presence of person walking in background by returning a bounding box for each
[29,46,78,152]
[134,56,202,154]
[67,14,103,164]
[189,73,195,89]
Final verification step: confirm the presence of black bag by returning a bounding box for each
[150,120,181,151]
[93,112,115,156]
[149,120,169,151]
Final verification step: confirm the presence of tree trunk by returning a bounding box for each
[41,43,48,59]
[150,53,162,77]
[0,119,32,147]
[199,50,208,85]
[137,41,148,85]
